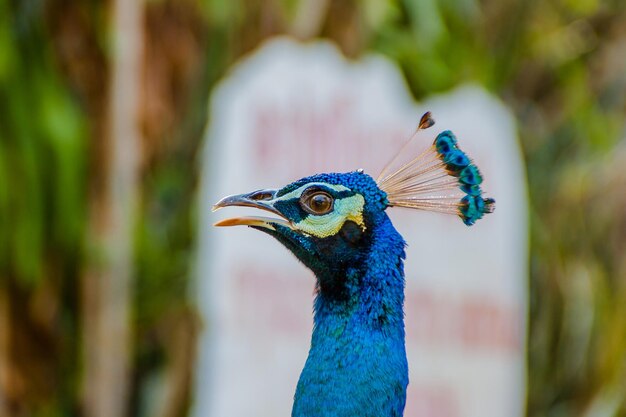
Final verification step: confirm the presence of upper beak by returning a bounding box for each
[212,189,295,230]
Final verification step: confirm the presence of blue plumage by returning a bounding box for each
[213,113,495,416]
[376,115,494,225]
[443,148,471,168]
[292,209,408,417]
[215,172,409,415]
[434,130,457,154]
[460,165,483,185]
[433,130,494,225]
[280,174,407,416]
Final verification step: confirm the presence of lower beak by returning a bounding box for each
[212,189,295,231]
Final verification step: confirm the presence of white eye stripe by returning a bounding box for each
[275,183,351,202]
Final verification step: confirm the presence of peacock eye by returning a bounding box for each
[300,190,334,215]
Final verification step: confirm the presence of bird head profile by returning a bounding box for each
[214,171,387,294]
[212,112,495,416]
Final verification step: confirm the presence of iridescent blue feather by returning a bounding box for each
[213,112,495,417]
[377,114,495,226]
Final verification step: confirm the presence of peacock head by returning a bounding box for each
[213,113,495,278]
[212,171,386,279]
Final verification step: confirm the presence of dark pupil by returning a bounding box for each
[310,194,330,212]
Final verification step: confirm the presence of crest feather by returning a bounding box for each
[377,112,495,226]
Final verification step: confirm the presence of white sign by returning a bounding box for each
[193,38,528,417]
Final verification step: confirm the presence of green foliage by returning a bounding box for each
[366,1,626,415]
[0,0,87,285]
[2,0,625,415]
[0,1,87,415]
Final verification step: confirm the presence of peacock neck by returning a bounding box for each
[292,214,408,417]
[312,214,407,336]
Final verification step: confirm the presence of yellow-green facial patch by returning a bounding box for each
[294,194,365,238]
[269,182,367,238]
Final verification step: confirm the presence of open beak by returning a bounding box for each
[212,189,295,231]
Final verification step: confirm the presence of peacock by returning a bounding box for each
[213,113,495,417]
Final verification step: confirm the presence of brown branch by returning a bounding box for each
[82,0,144,416]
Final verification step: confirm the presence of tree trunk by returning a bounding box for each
[82,0,144,416]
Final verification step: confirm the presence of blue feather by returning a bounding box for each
[377,116,495,227]
[214,116,496,415]
[292,213,408,416]
[459,165,483,185]
[240,172,409,416]
[434,130,457,154]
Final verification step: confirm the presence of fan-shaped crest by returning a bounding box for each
[377,112,495,226]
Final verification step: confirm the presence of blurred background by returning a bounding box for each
[1,0,625,417]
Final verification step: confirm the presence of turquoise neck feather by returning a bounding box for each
[292,213,408,417]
